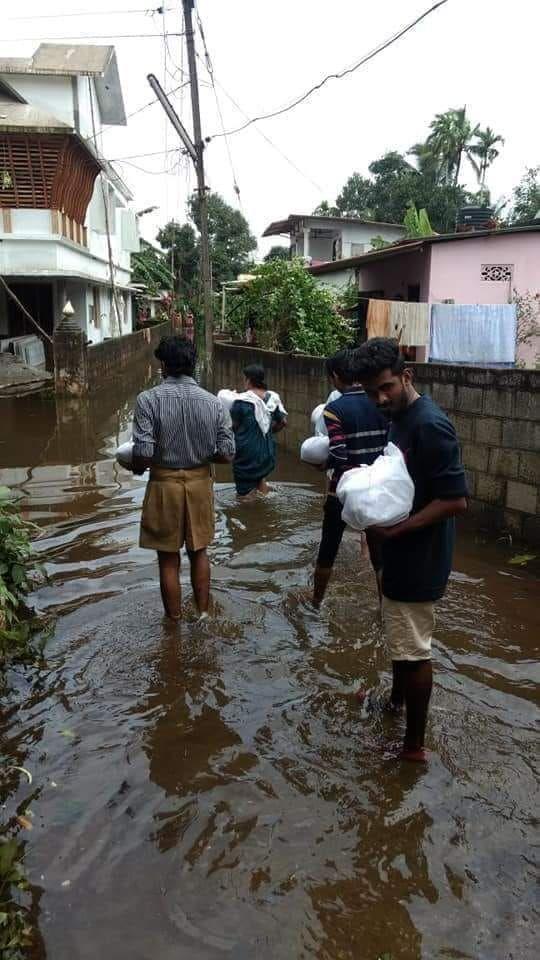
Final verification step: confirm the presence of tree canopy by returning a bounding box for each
[155,191,257,309]
[264,245,290,262]
[314,107,507,234]
[509,167,540,225]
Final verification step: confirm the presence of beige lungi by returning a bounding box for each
[139,465,214,553]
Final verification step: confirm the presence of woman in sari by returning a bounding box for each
[230,364,287,499]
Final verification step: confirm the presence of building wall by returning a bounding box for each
[429,234,540,367]
[356,248,431,300]
[339,222,405,258]
[7,74,74,126]
[87,319,171,388]
[312,266,356,293]
[214,342,540,544]
[428,233,540,304]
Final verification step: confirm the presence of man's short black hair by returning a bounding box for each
[353,338,405,380]
[243,363,266,389]
[326,349,354,384]
[154,336,196,376]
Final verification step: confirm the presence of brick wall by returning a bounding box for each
[215,343,540,544]
[87,321,172,388]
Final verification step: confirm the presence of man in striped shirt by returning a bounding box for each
[313,349,388,607]
[132,336,234,621]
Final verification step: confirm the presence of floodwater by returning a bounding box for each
[0,365,538,960]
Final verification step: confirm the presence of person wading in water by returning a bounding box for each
[131,336,235,620]
[230,364,287,501]
[312,349,388,608]
[355,337,468,762]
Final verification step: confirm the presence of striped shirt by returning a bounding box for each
[324,388,388,493]
[132,376,235,469]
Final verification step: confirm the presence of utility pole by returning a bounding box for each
[182,0,213,378]
[149,1,213,380]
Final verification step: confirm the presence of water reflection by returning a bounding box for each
[0,367,538,959]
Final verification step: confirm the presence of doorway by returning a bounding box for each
[5,281,54,368]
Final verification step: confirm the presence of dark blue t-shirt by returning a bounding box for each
[382,395,467,603]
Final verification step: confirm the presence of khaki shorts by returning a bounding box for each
[382,596,435,661]
[140,465,214,553]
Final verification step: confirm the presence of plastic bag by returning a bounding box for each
[300,435,330,465]
[217,388,238,413]
[336,443,414,530]
[115,440,134,469]
[311,403,327,436]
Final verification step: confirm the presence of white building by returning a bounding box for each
[263,213,406,267]
[0,44,140,361]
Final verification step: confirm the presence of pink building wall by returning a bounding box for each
[428,233,540,303]
[429,234,540,367]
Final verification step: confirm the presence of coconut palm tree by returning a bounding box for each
[469,127,505,200]
[427,107,479,186]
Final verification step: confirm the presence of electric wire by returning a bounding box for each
[196,54,324,195]
[7,6,173,19]
[194,5,241,206]
[209,0,450,138]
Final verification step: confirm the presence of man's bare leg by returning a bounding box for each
[257,478,270,495]
[313,565,333,608]
[399,659,432,758]
[188,547,210,615]
[157,550,181,619]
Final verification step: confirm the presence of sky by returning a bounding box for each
[1,0,539,257]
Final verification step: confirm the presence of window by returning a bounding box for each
[481,263,513,282]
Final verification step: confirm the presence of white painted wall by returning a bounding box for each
[7,74,74,126]
[312,267,356,292]
[339,222,405,258]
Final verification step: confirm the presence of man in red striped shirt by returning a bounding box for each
[313,350,388,607]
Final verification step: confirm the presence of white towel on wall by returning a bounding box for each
[389,301,430,346]
[430,303,517,364]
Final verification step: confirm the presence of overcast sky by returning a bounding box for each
[2,0,539,255]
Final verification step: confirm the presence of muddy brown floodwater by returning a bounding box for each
[0,365,538,960]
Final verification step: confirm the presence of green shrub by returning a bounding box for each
[0,488,46,667]
[226,258,352,355]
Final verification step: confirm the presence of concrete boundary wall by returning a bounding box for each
[214,342,540,544]
[87,320,172,388]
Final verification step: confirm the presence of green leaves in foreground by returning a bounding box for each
[0,839,32,960]
[0,490,48,667]
[509,553,537,566]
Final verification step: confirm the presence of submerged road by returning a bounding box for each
[0,371,538,960]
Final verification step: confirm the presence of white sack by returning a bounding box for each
[336,442,414,530]
[300,435,330,465]
[116,440,134,469]
[217,388,238,412]
[311,403,327,436]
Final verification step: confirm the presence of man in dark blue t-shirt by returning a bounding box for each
[354,337,468,762]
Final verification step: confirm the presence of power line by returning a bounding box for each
[81,80,188,143]
[210,0,450,138]
[197,56,324,195]
[194,6,241,206]
[109,148,180,161]
[7,6,173,19]
[8,31,184,42]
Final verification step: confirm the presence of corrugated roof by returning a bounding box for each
[263,213,405,237]
[0,102,73,134]
[309,224,540,275]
